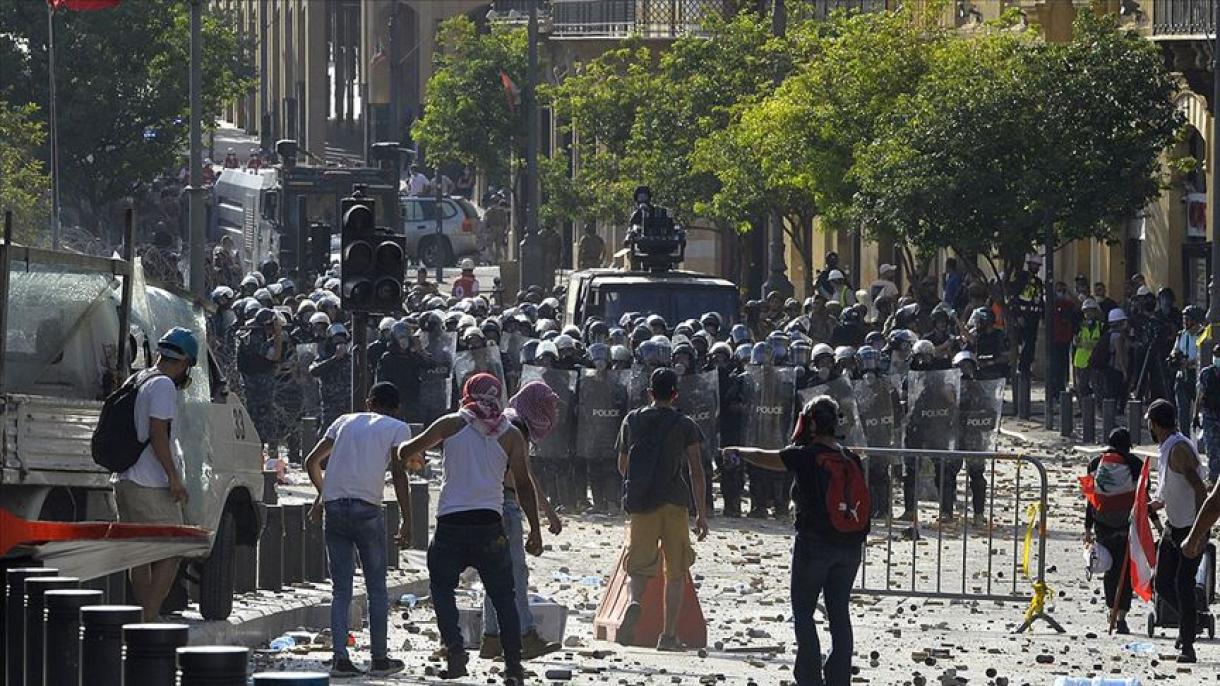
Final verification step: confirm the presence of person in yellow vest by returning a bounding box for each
[1073,298,1104,397]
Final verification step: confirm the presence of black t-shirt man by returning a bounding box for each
[616,405,703,509]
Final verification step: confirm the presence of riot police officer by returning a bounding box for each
[309,323,353,438]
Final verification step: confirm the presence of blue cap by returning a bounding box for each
[158,327,198,366]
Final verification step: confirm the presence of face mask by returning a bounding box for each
[814,366,832,382]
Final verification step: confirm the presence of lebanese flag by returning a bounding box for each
[500,71,520,113]
[1127,457,1157,602]
[1078,452,1136,514]
[48,0,121,9]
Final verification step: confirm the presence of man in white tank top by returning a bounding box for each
[1146,399,1208,663]
[397,374,542,685]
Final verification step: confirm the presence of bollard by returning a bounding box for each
[384,500,401,570]
[1017,374,1031,419]
[6,567,51,686]
[1044,390,1056,431]
[82,605,141,686]
[24,575,78,686]
[282,504,305,585]
[177,645,249,686]
[262,470,279,505]
[303,508,327,582]
[1102,398,1117,439]
[1081,394,1096,444]
[44,589,104,686]
[1127,399,1143,445]
[123,623,189,686]
[1059,391,1073,438]
[105,571,128,604]
[251,672,331,685]
[234,539,257,594]
[258,504,284,591]
[410,479,430,551]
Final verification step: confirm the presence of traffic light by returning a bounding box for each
[340,188,405,313]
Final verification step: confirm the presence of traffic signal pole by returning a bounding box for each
[351,312,368,412]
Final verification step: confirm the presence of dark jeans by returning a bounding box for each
[1202,416,1220,481]
[1155,526,1203,648]
[1048,342,1071,398]
[324,498,389,662]
[719,465,745,516]
[902,456,921,514]
[588,460,623,513]
[792,537,860,686]
[937,458,987,516]
[1018,324,1039,375]
[1095,528,1133,613]
[428,521,522,667]
[747,465,772,514]
[864,455,891,518]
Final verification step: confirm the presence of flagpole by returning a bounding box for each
[47,2,62,249]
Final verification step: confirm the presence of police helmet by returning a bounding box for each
[952,350,976,367]
[210,286,235,304]
[646,314,668,334]
[729,324,751,346]
[253,288,272,304]
[789,341,812,367]
[887,329,916,348]
[308,312,331,327]
[710,341,733,361]
[609,328,628,346]
[864,331,885,348]
[463,325,485,344]
[267,283,284,298]
[586,320,610,342]
[243,300,262,317]
[588,343,611,364]
[674,323,695,339]
[296,299,317,316]
[249,271,266,287]
[968,307,995,328]
[610,344,633,364]
[252,308,277,326]
[834,345,856,362]
[327,323,349,339]
[700,312,723,332]
[912,339,935,356]
[481,319,502,340]
[521,339,540,365]
[554,334,577,352]
[672,342,696,365]
[733,343,753,364]
[856,345,880,371]
[391,321,411,340]
[750,342,774,366]
[536,340,559,362]
[811,343,834,362]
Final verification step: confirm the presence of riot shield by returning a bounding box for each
[417,330,457,424]
[501,332,528,393]
[626,365,653,412]
[452,346,507,405]
[957,377,1005,452]
[902,369,962,451]
[575,369,632,461]
[520,365,578,460]
[800,375,864,447]
[742,366,797,450]
[677,370,721,454]
[853,375,899,449]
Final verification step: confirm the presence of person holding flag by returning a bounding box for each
[1146,399,1208,663]
[1080,428,1142,634]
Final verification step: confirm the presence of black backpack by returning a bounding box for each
[91,370,161,473]
[1201,366,1220,417]
[621,408,682,514]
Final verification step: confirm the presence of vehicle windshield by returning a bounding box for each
[597,284,737,326]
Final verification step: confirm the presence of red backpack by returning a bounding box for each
[814,447,871,539]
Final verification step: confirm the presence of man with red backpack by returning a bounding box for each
[724,395,870,686]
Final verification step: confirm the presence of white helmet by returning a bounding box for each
[1081,298,1099,311]
[379,316,396,332]
[1084,541,1112,576]
[952,350,975,366]
[828,269,845,281]
[811,343,834,360]
[554,334,577,352]
[1108,308,1127,323]
[833,345,855,362]
[460,258,475,271]
[912,339,935,356]
[309,312,331,326]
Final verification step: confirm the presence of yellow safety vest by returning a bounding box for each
[1073,321,1101,369]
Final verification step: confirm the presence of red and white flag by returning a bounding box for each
[500,71,520,113]
[1127,456,1157,602]
[48,0,121,10]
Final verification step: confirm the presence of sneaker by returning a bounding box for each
[479,634,503,660]
[329,659,365,679]
[520,629,561,660]
[656,634,687,652]
[369,658,405,677]
[1178,644,1197,663]
[1115,620,1130,635]
[617,602,643,646]
[503,664,527,685]
[971,514,987,528]
[896,509,917,522]
[440,650,470,680]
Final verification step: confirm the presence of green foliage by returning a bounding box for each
[411,17,527,184]
[0,101,51,244]
[0,1,253,229]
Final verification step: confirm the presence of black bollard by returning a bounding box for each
[104,571,128,604]
[123,623,189,686]
[410,479,430,551]
[81,605,142,686]
[177,645,249,686]
[1102,398,1117,439]
[1017,374,1032,419]
[1127,399,1143,445]
[234,538,257,594]
[251,672,331,685]
[1044,389,1056,431]
[5,567,51,686]
[262,470,279,505]
[384,500,401,570]
[282,504,304,585]
[44,589,104,686]
[24,575,78,686]
[303,508,327,582]
[258,504,284,591]
[1059,391,1073,438]
[1081,394,1096,444]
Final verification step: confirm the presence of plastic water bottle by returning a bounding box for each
[398,593,418,608]
[1121,641,1156,655]
[1053,679,1143,686]
[268,635,296,651]
[579,575,602,587]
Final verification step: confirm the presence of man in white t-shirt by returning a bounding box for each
[112,327,198,621]
[405,165,430,196]
[305,382,413,679]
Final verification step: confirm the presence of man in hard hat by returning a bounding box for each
[452,259,480,299]
[1011,254,1045,379]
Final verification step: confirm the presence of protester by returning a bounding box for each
[304,382,412,678]
[1081,428,1141,634]
[452,259,480,298]
[1146,399,1208,663]
[113,328,198,621]
[1072,299,1103,396]
[615,368,709,652]
[1048,281,1079,401]
[1171,305,1206,433]
[1196,342,1220,479]
[396,373,541,683]
[405,165,430,195]
[723,395,868,686]
[1012,254,1044,378]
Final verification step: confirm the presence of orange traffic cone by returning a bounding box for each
[593,533,707,649]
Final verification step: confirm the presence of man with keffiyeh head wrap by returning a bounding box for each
[397,373,543,684]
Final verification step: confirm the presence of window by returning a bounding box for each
[440,201,459,220]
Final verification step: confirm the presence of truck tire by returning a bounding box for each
[419,237,453,268]
[198,510,235,620]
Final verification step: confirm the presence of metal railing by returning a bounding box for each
[851,447,1064,634]
[550,0,730,39]
[1151,0,1215,36]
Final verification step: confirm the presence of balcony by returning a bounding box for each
[549,0,730,39]
[1151,0,1215,37]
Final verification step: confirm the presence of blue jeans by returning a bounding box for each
[482,491,534,635]
[1202,416,1220,481]
[791,537,861,686]
[428,520,522,668]
[324,498,389,662]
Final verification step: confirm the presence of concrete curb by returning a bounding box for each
[184,570,429,648]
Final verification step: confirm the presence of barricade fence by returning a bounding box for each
[846,447,1064,634]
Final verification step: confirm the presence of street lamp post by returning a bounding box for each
[1209,4,1220,358]
[760,0,793,299]
[187,0,206,297]
[519,0,549,291]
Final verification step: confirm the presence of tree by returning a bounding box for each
[410,16,526,186]
[0,101,51,245]
[0,1,253,233]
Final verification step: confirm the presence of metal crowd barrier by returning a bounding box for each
[848,447,1064,634]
